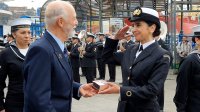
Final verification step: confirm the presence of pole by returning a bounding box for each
[99,0,103,32]
[90,0,92,32]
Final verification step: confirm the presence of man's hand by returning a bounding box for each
[111,25,130,40]
[79,83,98,97]
[98,82,120,94]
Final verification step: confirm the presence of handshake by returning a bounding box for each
[79,80,120,98]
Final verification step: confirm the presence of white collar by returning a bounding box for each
[140,39,155,50]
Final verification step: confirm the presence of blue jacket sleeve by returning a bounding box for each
[23,46,56,112]
[73,82,81,100]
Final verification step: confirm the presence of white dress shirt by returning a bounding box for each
[136,40,155,58]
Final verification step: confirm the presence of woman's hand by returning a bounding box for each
[98,82,120,94]
[112,25,130,40]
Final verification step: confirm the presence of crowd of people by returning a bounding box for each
[0,1,199,112]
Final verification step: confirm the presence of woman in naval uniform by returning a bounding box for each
[174,31,200,112]
[0,18,31,112]
[99,7,171,112]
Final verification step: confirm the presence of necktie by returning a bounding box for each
[63,48,69,60]
[139,45,143,52]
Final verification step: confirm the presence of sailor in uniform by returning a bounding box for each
[100,7,171,112]
[0,18,32,112]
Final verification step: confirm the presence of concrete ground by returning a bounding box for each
[72,66,177,112]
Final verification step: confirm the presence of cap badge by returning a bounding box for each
[133,9,141,16]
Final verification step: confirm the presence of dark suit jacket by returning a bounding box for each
[23,31,81,112]
[102,38,170,112]
[70,44,80,68]
[80,42,96,67]
[124,40,134,49]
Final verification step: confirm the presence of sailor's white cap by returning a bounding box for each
[87,32,95,38]
[11,18,32,32]
[128,7,160,29]
[11,18,32,26]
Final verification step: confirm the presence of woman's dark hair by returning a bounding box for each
[146,21,161,37]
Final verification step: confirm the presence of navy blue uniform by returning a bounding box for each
[80,42,96,83]
[95,41,106,79]
[70,44,80,83]
[174,52,200,112]
[102,38,170,112]
[0,44,25,112]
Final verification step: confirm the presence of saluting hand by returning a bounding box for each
[111,25,130,40]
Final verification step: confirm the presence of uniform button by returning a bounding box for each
[129,66,132,70]
[126,91,132,97]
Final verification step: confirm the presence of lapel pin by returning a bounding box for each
[58,54,63,59]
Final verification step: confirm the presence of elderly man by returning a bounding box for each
[23,1,97,112]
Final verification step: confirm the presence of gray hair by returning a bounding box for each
[44,1,73,28]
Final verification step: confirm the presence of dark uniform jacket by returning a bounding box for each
[70,44,80,68]
[23,31,81,112]
[157,38,173,65]
[0,43,25,110]
[95,41,104,59]
[157,39,169,51]
[174,51,200,112]
[102,38,170,112]
[81,42,96,67]
[124,40,134,49]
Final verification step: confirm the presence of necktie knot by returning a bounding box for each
[139,45,143,52]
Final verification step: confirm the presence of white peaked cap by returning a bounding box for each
[11,18,32,26]
[141,7,159,18]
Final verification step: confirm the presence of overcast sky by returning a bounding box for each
[4,0,47,9]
